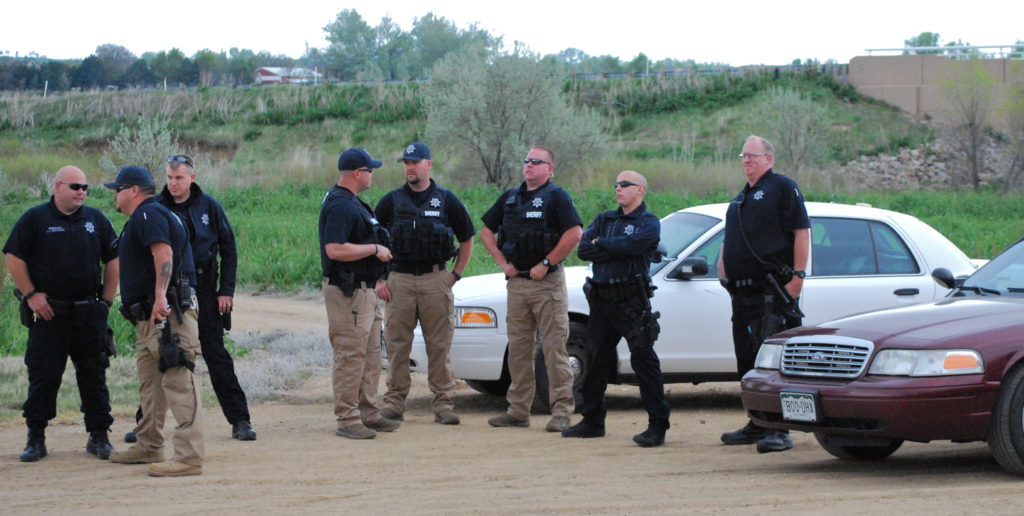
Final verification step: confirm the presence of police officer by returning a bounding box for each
[718,135,810,453]
[320,148,400,440]
[374,142,475,425]
[105,166,205,477]
[4,166,118,462]
[159,154,255,441]
[480,146,582,432]
[562,171,670,447]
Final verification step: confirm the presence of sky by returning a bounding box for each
[3,1,1021,66]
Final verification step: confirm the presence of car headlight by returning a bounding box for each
[754,343,784,370]
[454,307,498,328]
[868,349,984,376]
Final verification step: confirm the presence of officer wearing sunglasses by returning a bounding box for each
[4,166,119,463]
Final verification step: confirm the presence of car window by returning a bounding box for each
[811,218,919,276]
[652,212,720,275]
[683,230,724,278]
[962,239,1024,295]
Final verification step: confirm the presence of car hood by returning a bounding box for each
[453,266,592,303]
[781,296,1024,347]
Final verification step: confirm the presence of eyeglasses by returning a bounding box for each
[523,158,551,166]
[58,181,88,191]
[614,180,639,189]
[356,167,374,174]
[738,153,770,160]
[167,155,194,167]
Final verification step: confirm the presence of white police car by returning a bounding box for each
[408,202,980,408]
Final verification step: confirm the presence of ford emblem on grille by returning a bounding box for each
[781,335,875,378]
[812,352,825,361]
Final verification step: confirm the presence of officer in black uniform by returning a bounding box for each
[374,142,475,425]
[320,148,399,440]
[718,135,810,453]
[562,170,670,447]
[4,166,118,462]
[158,154,254,441]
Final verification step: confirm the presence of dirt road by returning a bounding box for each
[2,293,1021,514]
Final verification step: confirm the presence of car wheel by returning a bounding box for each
[988,363,1024,475]
[813,433,903,461]
[533,321,587,413]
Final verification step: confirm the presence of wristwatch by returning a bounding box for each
[541,257,553,267]
[793,270,806,279]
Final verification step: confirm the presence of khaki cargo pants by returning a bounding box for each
[133,309,205,466]
[504,267,575,420]
[324,280,384,428]
[382,270,457,416]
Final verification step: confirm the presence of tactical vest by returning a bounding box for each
[389,186,456,264]
[498,184,560,268]
[323,188,390,282]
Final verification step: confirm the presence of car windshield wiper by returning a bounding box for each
[959,285,1002,296]
[1007,287,1024,293]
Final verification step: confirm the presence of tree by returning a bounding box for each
[71,55,106,89]
[627,53,652,75]
[123,59,155,87]
[95,43,136,85]
[193,49,218,86]
[1004,78,1024,190]
[150,48,190,87]
[904,32,942,54]
[99,117,179,181]
[425,49,606,187]
[942,60,995,189]
[758,87,830,173]
[375,16,413,81]
[323,9,377,80]
[410,13,464,78]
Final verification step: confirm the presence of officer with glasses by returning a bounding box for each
[562,171,670,447]
[4,166,119,463]
[480,146,582,433]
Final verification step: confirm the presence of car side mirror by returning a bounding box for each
[666,256,709,280]
[931,267,956,289]
[653,243,668,263]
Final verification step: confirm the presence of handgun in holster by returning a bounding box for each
[157,288,195,373]
[14,289,34,328]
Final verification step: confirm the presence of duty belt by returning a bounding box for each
[392,262,446,275]
[512,264,560,279]
[325,276,375,290]
[733,277,770,292]
[47,296,98,316]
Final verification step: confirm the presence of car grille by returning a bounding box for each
[780,336,875,378]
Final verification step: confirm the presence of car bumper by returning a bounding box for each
[410,327,507,381]
[740,369,999,442]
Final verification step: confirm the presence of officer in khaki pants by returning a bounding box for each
[374,142,475,425]
[480,146,582,432]
[105,166,204,477]
[320,148,400,440]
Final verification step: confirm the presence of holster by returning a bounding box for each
[19,297,34,328]
[103,326,117,358]
[222,310,232,331]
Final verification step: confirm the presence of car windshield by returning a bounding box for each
[652,211,720,274]
[960,239,1024,296]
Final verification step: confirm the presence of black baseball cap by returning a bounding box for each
[398,142,431,162]
[104,166,155,189]
[338,148,383,171]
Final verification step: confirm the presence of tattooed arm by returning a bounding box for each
[149,242,173,325]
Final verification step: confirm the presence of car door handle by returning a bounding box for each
[894,288,920,296]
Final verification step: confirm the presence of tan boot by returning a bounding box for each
[109,445,164,464]
[335,423,377,440]
[148,460,202,477]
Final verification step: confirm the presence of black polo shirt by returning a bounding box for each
[319,185,383,278]
[118,197,196,306]
[722,169,809,279]
[374,179,476,264]
[3,197,118,300]
[481,181,582,237]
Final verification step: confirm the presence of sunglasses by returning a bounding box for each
[167,155,194,166]
[58,181,88,191]
[115,184,135,192]
[614,180,640,188]
[356,167,375,174]
[523,158,551,166]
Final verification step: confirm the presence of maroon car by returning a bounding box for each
[741,238,1024,474]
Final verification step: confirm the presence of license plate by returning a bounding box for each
[780,391,819,423]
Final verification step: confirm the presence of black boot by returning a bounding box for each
[19,428,47,463]
[232,421,257,441]
[86,430,113,460]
